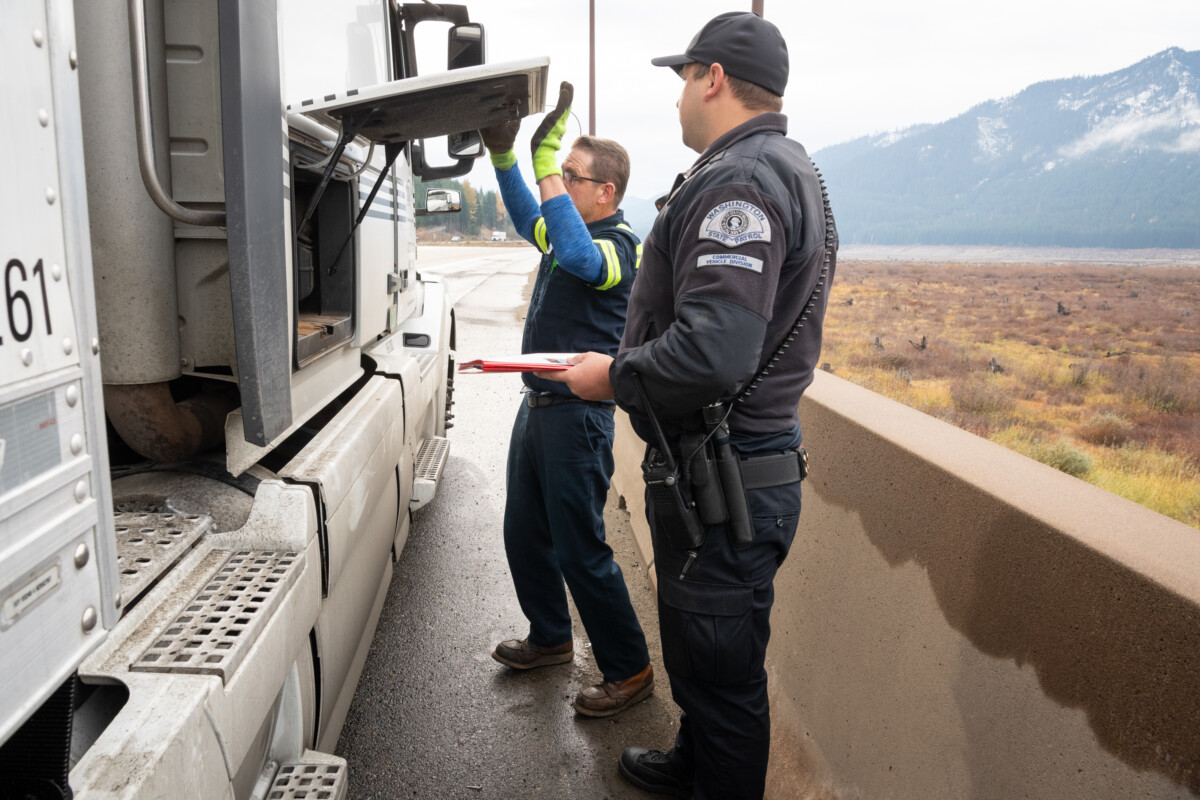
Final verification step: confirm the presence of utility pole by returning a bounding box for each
[589,0,596,134]
[752,0,764,16]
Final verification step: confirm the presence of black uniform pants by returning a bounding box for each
[647,478,801,800]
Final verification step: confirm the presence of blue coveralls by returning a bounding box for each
[497,164,650,683]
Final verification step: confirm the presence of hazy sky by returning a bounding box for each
[411,0,1200,200]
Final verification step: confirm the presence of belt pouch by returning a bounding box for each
[642,446,706,550]
[681,433,728,526]
[701,404,754,547]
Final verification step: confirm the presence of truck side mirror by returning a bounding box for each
[448,23,485,70]
[390,7,532,179]
[419,188,462,215]
[444,23,485,161]
[448,130,483,160]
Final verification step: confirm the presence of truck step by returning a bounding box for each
[268,755,348,800]
[115,512,212,609]
[411,436,450,510]
[130,550,301,683]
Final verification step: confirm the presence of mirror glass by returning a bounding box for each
[426,188,462,213]
[448,130,484,159]
[448,23,485,70]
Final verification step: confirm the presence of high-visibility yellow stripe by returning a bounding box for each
[533,217,550,253]
[594,238,621,290]
[614,223,642,270]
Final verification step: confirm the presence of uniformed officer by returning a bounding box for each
[480,84,654,718]
[540,12,838,799]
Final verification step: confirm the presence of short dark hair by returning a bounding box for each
[571,135,631,206]
[685,62,783,113]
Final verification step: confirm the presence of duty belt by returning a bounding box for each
[739,448,808,489]
[526,393,616,410]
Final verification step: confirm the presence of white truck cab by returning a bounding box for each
[0,1,546,797]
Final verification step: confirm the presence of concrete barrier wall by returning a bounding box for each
[611,370,1200,799]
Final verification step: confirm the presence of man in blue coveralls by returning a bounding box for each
[481,82,654,718]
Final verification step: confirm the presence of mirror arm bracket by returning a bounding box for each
[410,139,476,180]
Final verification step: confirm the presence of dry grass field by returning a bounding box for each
[821,260,1200,529]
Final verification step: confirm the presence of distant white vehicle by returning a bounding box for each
[491,230,507,241]
[450,235,462,242]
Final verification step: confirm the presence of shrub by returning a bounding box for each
[949,376,1015,415]
[846,350,912,372]
[1093,445,1200,527]
[1104,356,1200,414]
[1069,360,1094,386]
[938,408,995,437]
[1027,439,1094,477]
[821,260,1200,526]
[1077,413,1134,447]
[877,352,913,371]
[857,371,914,401]
[1050,388,1086,407]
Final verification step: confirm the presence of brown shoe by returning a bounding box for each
[492,638,573,670]
[574,664,654,718]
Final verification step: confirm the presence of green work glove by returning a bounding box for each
[480,118,520,170]
[530,81,574,181]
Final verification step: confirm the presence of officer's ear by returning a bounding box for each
[704,63,726,100]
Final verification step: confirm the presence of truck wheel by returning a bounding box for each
[232,636,318,799]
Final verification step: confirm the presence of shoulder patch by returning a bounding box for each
[696,253,764,273]
[698,201,771,247]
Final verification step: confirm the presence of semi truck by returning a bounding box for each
[0,1,547,797]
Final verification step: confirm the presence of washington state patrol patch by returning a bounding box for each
[696,253,764,273]
[699,201,771,247]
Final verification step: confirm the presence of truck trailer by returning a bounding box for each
[0,1,547,797]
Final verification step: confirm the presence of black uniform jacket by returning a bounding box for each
[611,113,837,440]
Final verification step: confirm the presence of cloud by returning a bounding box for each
[1163,126,1200,153]
[1059,103,1200,157]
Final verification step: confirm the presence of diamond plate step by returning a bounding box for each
[115,512,212,608]
[411,436,450,510]
[268,758,348,800]
[130,550,300,682]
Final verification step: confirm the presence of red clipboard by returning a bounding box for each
[458,354,576,373]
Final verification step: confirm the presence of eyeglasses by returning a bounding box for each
[562,168,608,187]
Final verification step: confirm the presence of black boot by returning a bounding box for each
[618,747,693,798]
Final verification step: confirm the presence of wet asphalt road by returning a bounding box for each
[336,247,679,799]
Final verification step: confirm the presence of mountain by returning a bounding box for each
[813,48,1200,248]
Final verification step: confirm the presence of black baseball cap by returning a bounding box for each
[651,12,788,97]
